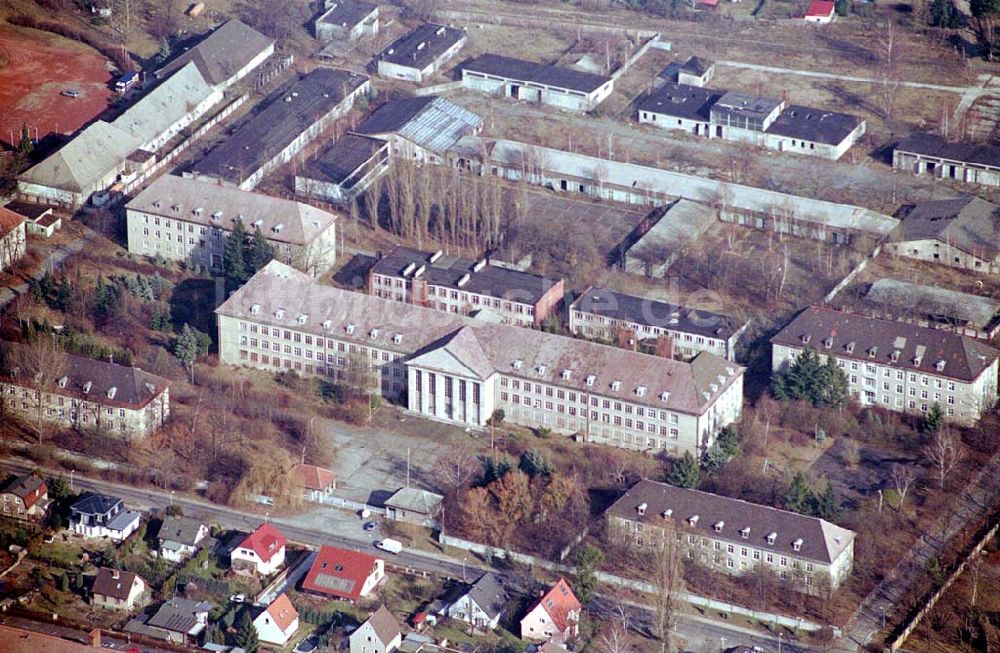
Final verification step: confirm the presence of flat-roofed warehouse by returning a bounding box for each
[893,132,1000,188]
[461,53,615,112]
[187,68,370,190]
[375,23,467,82]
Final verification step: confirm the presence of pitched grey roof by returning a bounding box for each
[680,56,713,76]
[18,121,138,193]
[770,305,1000,382]
[626,199,716,260]
[377,23,466,71]
[712,91,783,122]
[462,54,612,94]
[317,0,378,28]
[896,132,1000,169]
[354,97,482,154]
[464,573,507,620]
[126,175,338,246]
[765,105,863,146]
[146,598,213,632]
[190,68,369,185]
[305,134,388,185]
[0,475,45,502]
[0,341,171,409]
[606,480,855,565]
[571,286,746,340]
[638,83,722,121]
[450,136,899,236]
[365,605,401,644]
[157,19,275,87]
[219,262,743,415]
[895,196,1000,259]
[158,515,205,547]
[114,62,217,148]
[369,245,558,304]
[93,567,143,601]
[863,279,1000,332]
[385,487,443,515]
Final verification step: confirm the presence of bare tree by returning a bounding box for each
[650,523,685,650]
[433,447,478,491]
[877,19,901,121]
[889,463,917,510]
[597,623,634,653]
[14,338,68,444]
[923,428,964,489]
[346,349,380,423]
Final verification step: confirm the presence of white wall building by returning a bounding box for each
[376,24,466,82]
[461,54,614,112]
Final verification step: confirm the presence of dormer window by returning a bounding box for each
[250,304,260,315]
[660,391,670,401]
[766,532,777,545]
[561,369,572,380]
[636,385,647,397]
[346,324,356,334]
[913,355,923,366]
[801,334,811,344]
[83,381,92,394]
[890,350,900,363]
[393,334,403,344]
[740,527,750,540]
[792,538,803,552]
[611,380,621,391]
[212,211,223,221]
[322,320,332,330]
[710,383,718,393]
[713,521,725,533]
[57,376,68,388]
[537,365,546,375]
[823,337,833,349]
[868,346,878,358]
[586,375,596,387]
[513,359,523,370]
[935,359,946,372]
[107,387,117,399]
[845,341,855,354]
[297,314,308,325]
[370,328,379,339]
[193,207,203,216]
[688,515,699,527]
[637,502,647,515]
[662,509,673,519]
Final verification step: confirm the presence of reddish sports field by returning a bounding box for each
[0,26,113,149]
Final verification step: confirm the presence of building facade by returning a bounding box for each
[0,475,48,522]
[520,578,580,644]
[461,54,614,112]
[70,492,141,540]
[376,24,466,82]
[606,480,856,593]
[126,175,339,275]
[0,207,27,271]
[893,132,1000,188]
[888,197,1000,274]
[92,568,147,611]
[771,306,1000,424]
[0,343,171,437]
[231,523,286,575]
[314,0,379,41]
[350,605,401,653]
[368,246,564,328]
[219,262,745,458]
[569,286,747,361]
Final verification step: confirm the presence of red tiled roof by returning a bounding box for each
[0,624,101,652]
[238,523,286,563]
[0,207,26,238]
[532,578,580,632]
[291,463,336,491]
[264,593,298,632]
[301,545,381,601]
[806,0,835,16]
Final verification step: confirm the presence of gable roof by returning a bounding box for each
[70,491,123,516]
[317,0,378,28]
[680,56,713,76]
[770,305,1000,382]
[18,121,138,194]
[528,578,579,631]
[862,278,1000,333]
[765,105,862,146]
[146,598,212,632]
[364,605,401,644]
[93,567,143,601]
[805,0,836,16]
[1,475,46,508]
[259,593,298,632]
[462,54,611,94]
[291,463,336,490]
[157,515,205,547]
[895,196,1000,259]
[113,62,216,148]
[126,175,339,246]
[896,132,1000,169]
[354,96,482,154]
[0,341,171,410]
[301,545,381,600]
[377,23,466,71]
[157,19,275,87]
[304,134,388,185]
[606,480,856,564]
[384,487,444,515]
[238,523,286,563]
[0,206,26,238]
[465,573,507,620]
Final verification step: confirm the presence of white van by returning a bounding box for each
[375,538,403,554]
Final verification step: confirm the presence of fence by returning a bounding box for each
[822,244,882,304]
[885,520,999,652]
[610,33,661,81]
[439,534,824,632]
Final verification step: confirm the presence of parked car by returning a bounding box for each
[61,89,81,98]
[294,635,320,653]
[363,521,378,531]
[375,538,402,554]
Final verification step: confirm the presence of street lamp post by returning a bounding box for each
[70,469,76,493]
[881,606,886,629]
[777,632,783,653]
[461,557,467,582]
[169,490,175,507]
[720,636,726,652]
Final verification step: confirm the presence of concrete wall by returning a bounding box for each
[893,150,1000,187]
[888,237,1000,274]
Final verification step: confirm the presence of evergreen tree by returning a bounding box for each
[772,347,848,408]
[204,622,226,646]
[922,403,944,435]
[46,476,71,501]
[518,449,553,477]
[17,123,33,159]
[572,544,604,607]
[784,472,816,515]
[223,218,248,292]
[930,0,960,27]
[57,571,69,592]
[815,481,841,520]
[703,441,731,472]
[717,425,741,458]
[174,324,203,382]
[482,456,512,484]
[834,0,850,16]
[234,609,259,653]
[246,225,275,273]
[667,451,700,489]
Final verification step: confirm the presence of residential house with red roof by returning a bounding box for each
[0,207,26,271]
[804,0,836,22]
[231,523,286,575]
[291,463,337,502]
[0,474,49,522]
[301,545,385,601]
[519,578,580,644]
[253,593,300,646]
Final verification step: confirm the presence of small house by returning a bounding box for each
[804,0,836,22]
[253,593,299,646]
[0,474,48,522]
[301,545,385,602]
[230,523,286,575]
[156,515,210,562]
[92,567,147,612]
[69,492,140,541]
[519,578,580,644]
[350,605,402,653]
[446,572,507,631]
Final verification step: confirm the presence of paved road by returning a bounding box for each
[0,459,818,653]
[0,227,98,310]
[716,60,986,94]
[842,451,1000,649]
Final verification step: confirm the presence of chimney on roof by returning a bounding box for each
[89,629,102,649]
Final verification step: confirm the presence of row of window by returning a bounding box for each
[574,313,723,349]
[498,377,682,422]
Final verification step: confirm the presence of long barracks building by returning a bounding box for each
[217,262,744,457]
